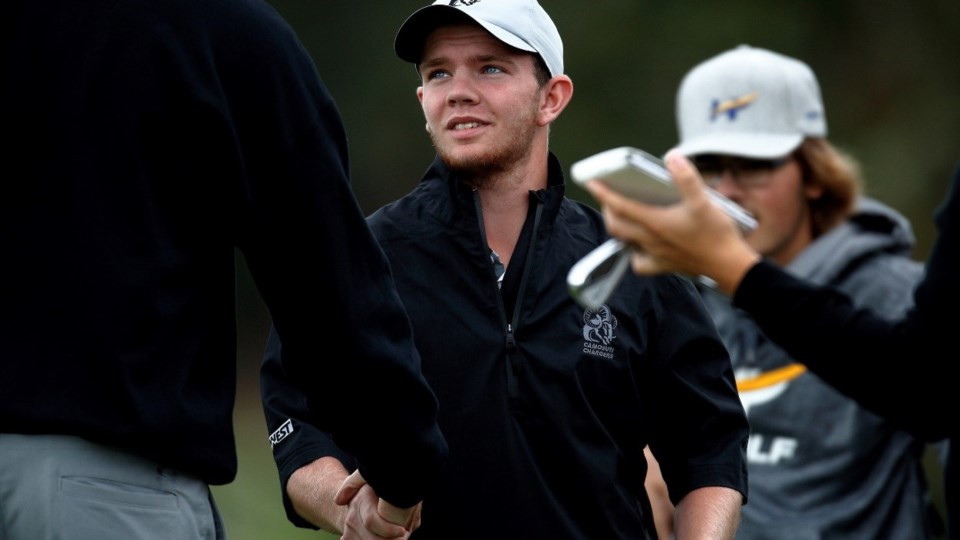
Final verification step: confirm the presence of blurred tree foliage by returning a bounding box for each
[220,2,959,539]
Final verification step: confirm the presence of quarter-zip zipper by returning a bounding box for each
[472,190,545,402]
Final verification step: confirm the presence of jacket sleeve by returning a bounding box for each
[228,4,447,510]
[641,274,750,506]
[260,327,357,529]
[733,258,949,440]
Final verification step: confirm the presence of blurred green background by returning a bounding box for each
[215,1,959,538]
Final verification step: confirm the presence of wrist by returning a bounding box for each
[712,244,761,295]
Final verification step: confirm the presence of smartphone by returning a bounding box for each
[567,146,757,309]
[569,146,756,232]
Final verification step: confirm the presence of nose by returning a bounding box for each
[446,71,479,106]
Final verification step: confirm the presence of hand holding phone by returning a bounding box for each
[570,146,756,232]
[567,146,756,309]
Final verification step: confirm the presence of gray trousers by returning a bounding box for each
[0,433,225,540]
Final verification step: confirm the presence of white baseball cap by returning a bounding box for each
[675,45,827,159]
[394,0,564,77]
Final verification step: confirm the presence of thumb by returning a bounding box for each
[663,149,708,203]
[334,469,366,506]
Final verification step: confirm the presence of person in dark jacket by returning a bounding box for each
[259,1,750,539]
[0,0,447,538]
[586,151,960,539]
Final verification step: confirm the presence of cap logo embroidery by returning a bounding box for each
[710,91,758,121]
[581,305,618,359]
[449,0,480,6]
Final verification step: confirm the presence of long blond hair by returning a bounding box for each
[794,138,862,238]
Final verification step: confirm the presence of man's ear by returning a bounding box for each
[538,75,573,127]
[417,86,430,133]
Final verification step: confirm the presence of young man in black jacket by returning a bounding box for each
[0,1,446,538]
[260,1,750,538]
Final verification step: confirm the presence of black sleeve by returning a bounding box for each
[643,275,750,505]
[228,3,447,510]
[260,327,357,529]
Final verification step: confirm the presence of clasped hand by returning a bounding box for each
[335,470,422,540]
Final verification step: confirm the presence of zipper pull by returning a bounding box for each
[505,323,517,351]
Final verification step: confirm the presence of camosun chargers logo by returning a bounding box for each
[582,305,618,358]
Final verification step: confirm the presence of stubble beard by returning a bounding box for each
[430,102,539,189]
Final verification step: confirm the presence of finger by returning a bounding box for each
[343,518,408,540]
[629,250,661,276]
[334,469,366,506]
[365,518,409,539]
[601,203,654,249]
[368,500,414,539]
[342,485,410,540]
[663,149,708,202]
[410,506,422,532]
[377,499,417,529]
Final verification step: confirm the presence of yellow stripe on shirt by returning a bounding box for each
[736,363,807,392]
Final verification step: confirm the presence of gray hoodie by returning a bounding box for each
[701,197,936,539]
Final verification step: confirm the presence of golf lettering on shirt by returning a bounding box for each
[736,364,804,465]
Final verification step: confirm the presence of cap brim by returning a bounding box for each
[675,132,802,159]
[394,5,536,65]
[395,6,465,64]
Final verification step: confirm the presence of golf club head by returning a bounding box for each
[567,238,632,310]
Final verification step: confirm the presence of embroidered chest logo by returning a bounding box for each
[581,304,618,358]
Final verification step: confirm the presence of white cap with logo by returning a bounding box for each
[675,45,827,159]
[394,0,564,78]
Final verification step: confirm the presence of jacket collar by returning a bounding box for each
[421,151,568,225]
